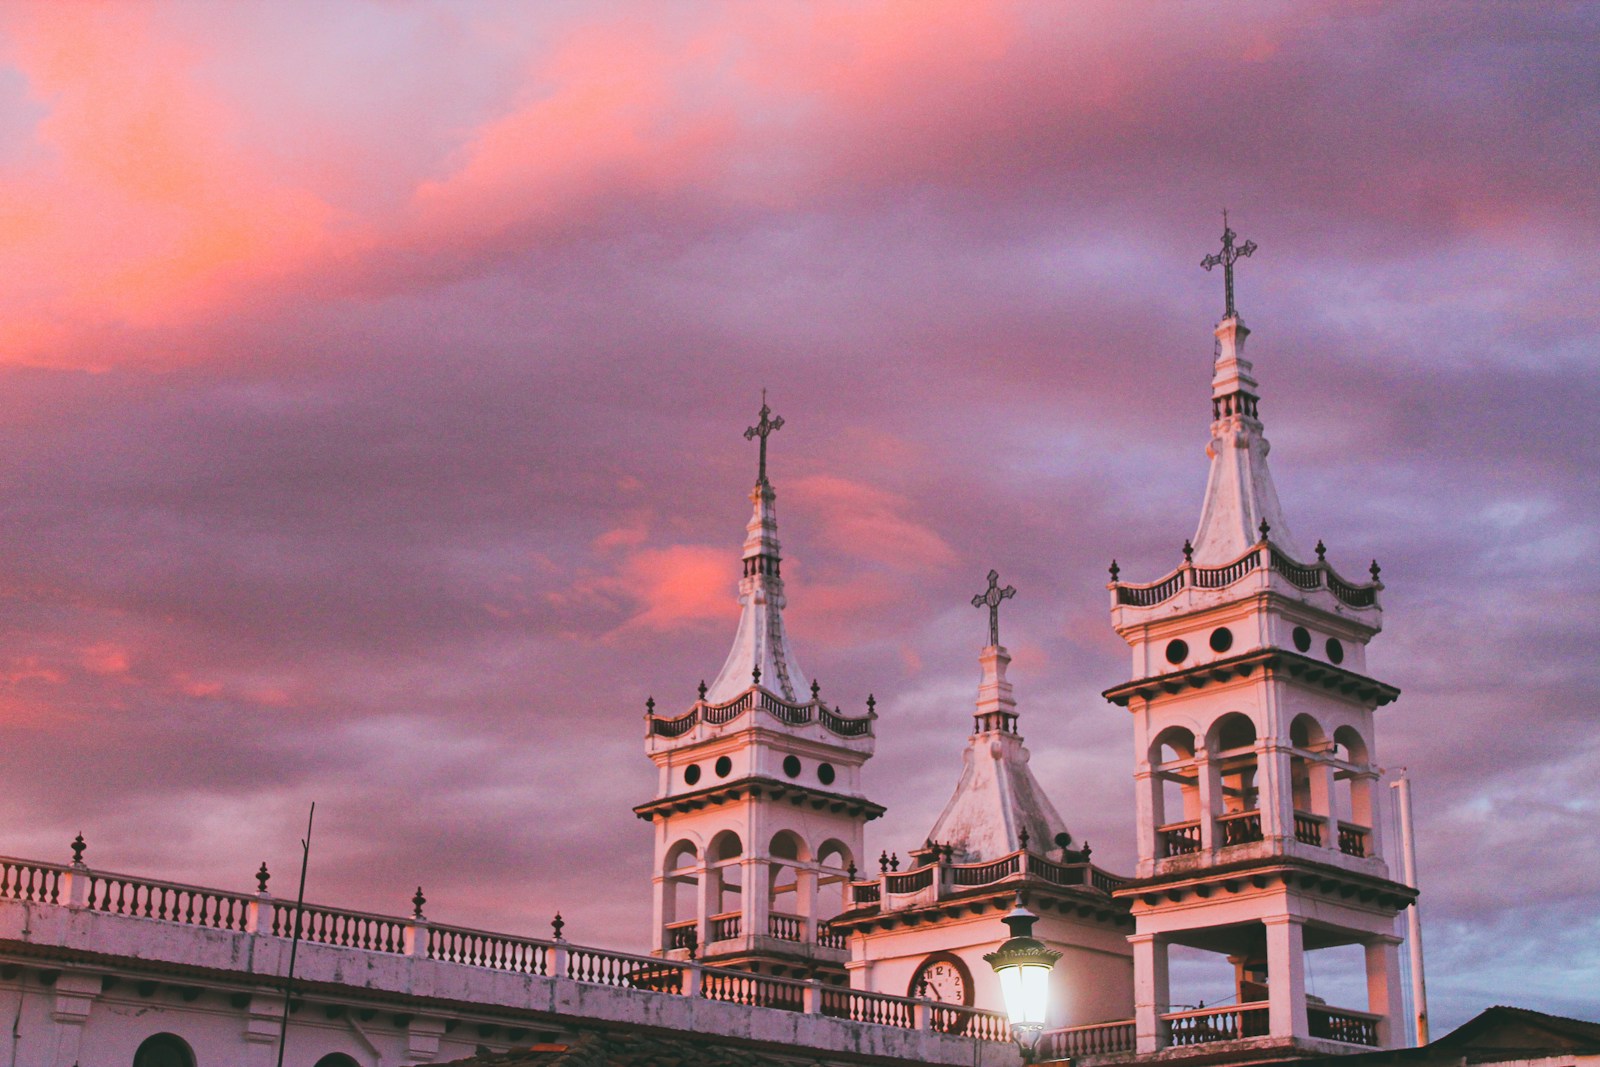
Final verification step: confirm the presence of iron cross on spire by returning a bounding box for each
[744,389,784,486]
[1201,209,1257,320]
[971,569,1016,648]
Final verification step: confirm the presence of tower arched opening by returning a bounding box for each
[1209,713,1261,846]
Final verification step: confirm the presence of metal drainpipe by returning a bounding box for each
[1391,773,1428,1045]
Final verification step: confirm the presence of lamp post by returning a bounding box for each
[984,901,1061,1063]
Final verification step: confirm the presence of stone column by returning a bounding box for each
[1259,741,1294,845]
[743,856,771,942]
[798,866,819,941]
[244,994,285,1067]
[1134,766,1158,873]
[48,972,97,1067]
[1196,744,1219,852]
[1366,934,1406,1047]
[1130,933,1169,1054]
[695,862,716,950]
[1309,750,1338,852]
[1263,916,1308,1039]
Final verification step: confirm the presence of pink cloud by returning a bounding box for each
[793,474,957,572]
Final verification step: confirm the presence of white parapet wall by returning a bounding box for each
[0,856,1020,1067]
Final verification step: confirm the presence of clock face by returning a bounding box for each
[913,954,972,1005]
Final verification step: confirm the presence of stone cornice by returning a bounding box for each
[1113,856,1417,912]
[632,777,885,822]
[1102,648,1400,709]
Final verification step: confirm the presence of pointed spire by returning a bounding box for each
[704,395,810,703]
[1190,223,1303,565]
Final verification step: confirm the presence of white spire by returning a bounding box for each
[1190,219,1303,565]
[925,638,1070,864]
[1189,316,1303,565]
[704,399,809,704]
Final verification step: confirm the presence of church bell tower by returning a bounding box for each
[1105,222,1416,1056]
[635,396,881,980]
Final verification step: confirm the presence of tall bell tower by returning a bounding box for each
[1105,222,1416,1057]
[635,396,881,980]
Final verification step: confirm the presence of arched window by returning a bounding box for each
[662,839,700,942]
[314,1055,361,1067]
[134,1034,195,1067]
[815,840,853,928]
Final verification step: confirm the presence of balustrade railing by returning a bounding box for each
[1038,1019,1137,1059]
[951,854,1020,886]
[709,911,741,941]
[1338,823,1370,857]
[1218,810,1264,847]
[767,912,803,941]
[821,987,914,1028]
[1163,1002,1270,1045]
[0,850,1025,1046]
[884,865,935,894]
[428,924,548,974]
[272,902,406,952]
[818,705,874,737]
[1294,811,1326,847]
[703,969,805,1011]
[1113,544,1379,610]
[817,922,848,949]
[647,690,874,740]
[1159,821,1203,857]
[0,859,63,904]
[850,881,881,905]
[88,874,253,931]
[664,920,697,950]
[1309,1005,1380,1046]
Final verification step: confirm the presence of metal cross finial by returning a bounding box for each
[1201,210,1257,319]
[971,569,1017,648]
[743,389,785,486]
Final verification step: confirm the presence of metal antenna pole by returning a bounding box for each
[1391,776,1428,1045]
[276,802,316,1067]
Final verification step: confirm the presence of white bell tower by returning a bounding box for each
[1105,223,1416,1057]
[635,396,880,980]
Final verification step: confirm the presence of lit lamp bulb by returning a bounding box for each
[983,901,1062,1062]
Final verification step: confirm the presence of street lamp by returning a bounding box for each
[984,901,1061,1062]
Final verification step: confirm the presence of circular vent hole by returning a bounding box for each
[714,755,733,778]
[1209,628,1234,653]
[1292,626,1312,652]
[818,763,836,786]
[1326,638,1345,664]
[1165,639,1189,665]
[782,755,801,778]
[684,765,701,786]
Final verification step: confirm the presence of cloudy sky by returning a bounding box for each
[0,0,1594,1033]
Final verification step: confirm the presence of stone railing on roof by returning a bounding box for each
[0,847,1011,1062]
[646,686,876,741]
[846,848,1128,913]
[1110,540,1382,611]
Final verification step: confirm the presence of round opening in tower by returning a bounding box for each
[715,756,733,778]
[1165,639,1189,665]
[684,764,701,786]
[1209,628,1234,653]
[1292,626,1312,652]
[817,763,836,786]
[782,755,802,778]
[1325,637,1345,664]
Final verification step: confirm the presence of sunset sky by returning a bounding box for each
[0,1,1594,1032]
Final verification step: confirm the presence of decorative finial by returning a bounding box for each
[1370,560,1382,581]
[889,852,900,872]
[256,862,271,894]
[551,911,565,940]
[1081,841,1092,860]
[879,850,889,873]
[683,925,696,960]
[866,693,876,716]
[846,861,857,881]
[970,569,1017,648]
[743,390,785,487]
[1201,210,1257,320]
[412,886,427,920]
[1315,539,1327,561]
[697,680,707,700]
[1259,518,1271,540]
[70,833,86,865]
[810,679,820,701]
[751,665,761,686]
[645,696,655,716]
[1183,539,1194,563]
[1019,826,1030,851]
[1109,559,1120,581]
[916,976,930,999]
